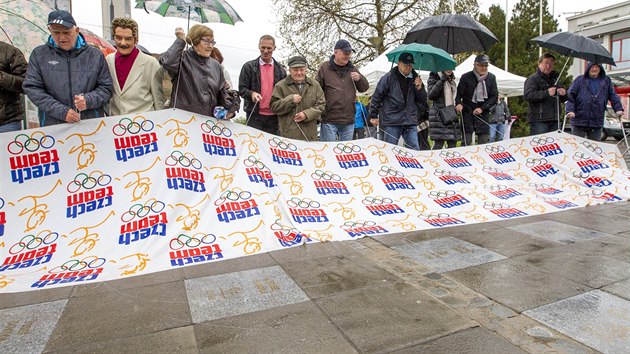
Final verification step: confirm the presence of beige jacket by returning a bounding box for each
[106,50,164,116]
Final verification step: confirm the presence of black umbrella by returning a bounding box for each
[403,14,498,54]
[531,32,615,66]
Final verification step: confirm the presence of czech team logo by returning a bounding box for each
[7,132,59,184]
[484,202,528,219]
[311,170,349,195]
[0,197,5,237]
[530,136,563,157]
[380,166,415,190]
[435,168,470,185]
[66,171,113,219]
[1,231,59,273]
[526,157,558,177]
[334,142,369,169]
[169,233,223,267]
[484,184,522,200]
[287,197,328,223]
[215,189,260,223]
[392,146,422,169]
[342,220,388,238]
[32,256,105,289]
[429,190,470,208]
[119,199,168,245]
[440,150,472,168]
[113,117,158,162]
[573,151,609,174]
[529,182,562,195]
[572,171,613,188]
[269,137,303,166]
[483,166,515,181]
[244,155,276,188]
[419,212,465,227]
[580,189,622,202]
[544,197,578,209]
[362,196,405,216]
[485,145,515,165]
[165,151,206,192]
[271,219,311,247]
[201,119,236,156]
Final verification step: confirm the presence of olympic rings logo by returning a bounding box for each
[529,182,551,189]
[333,143,361,154]
[419,212,450,219]
[121,199,165,223]
[112,117,154,136]
[268,137,297,151]
[572,171,589,180]
[214,189,252,206]
[529,136,555,146]
[378,166,403,177]
[49,256,106,273]
[362,196,393,205]
[243,155,269,171]
[201,120,233,137]
[484,145,505,153]
[582,141,602,155]
[483,201,510,210]
[579,189,606,197]
[270,219,301,237]
[287,197,321,209]
[482,165,502,173]
[429,190,456,199]
[7,132,55,155]
[0,197,4,210]
[484,184,507,192]
[311,170,341,181]
[343,220,376,228]
[169,233,216,250]
[439,150,461,158]
[165,150,202,169]
[526,157,548,167]
[9,231,59,254]
[391,146,412,158]
[67,171,112,194]
[434,168,455,177]
[573,151,590,161]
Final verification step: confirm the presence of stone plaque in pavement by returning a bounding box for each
[0,299,67,354]
[185,265,309,323]
[392,237,506,273]
[507,220,609,244]
[524,290,630,354]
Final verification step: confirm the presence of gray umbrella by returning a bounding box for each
[403,14,498,54]
[531,32,615,66]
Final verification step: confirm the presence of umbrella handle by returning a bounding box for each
[143,4,149,14]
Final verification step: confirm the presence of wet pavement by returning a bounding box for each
[0,198,628,354]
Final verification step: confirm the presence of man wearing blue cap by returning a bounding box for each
[368,52,428,150]
[23,10,112,126]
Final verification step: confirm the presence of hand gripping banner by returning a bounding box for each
[1,109,628,293]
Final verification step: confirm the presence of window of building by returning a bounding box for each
[611,31,630,70]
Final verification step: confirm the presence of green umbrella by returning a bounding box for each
[135,0,243,29]
[385,43,456,72]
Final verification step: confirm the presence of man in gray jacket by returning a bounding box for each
[23,10,112,126]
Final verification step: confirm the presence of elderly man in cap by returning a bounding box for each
[455,54,498,145]
[316,39,369,141]
[23,10,112,126]
[270,56,325,141]
[368,52,428,150]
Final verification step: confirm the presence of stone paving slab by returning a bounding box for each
[507,220,611,244]
[392,237,507,273]
[71,268,184,298]
[374,222,503,248]
[602,278,630,301]
[269,240,361,264]
[455,226,560,257]
[181,252,278,280]
[542,209,630,235]
[0,287,72,311]
[0,300,67,354]
[569,235,630,262]
[524,290,630,354]
[185,265,309,323]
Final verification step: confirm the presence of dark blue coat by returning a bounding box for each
[566,63,623,128]
[368,67,428,127]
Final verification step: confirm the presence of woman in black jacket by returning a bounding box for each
[427,70,460,149]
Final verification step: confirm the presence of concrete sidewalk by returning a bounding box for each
[1,199,628,353]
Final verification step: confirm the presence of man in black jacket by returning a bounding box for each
[0,41,27,132]
[238,35,286,135]
[455,54,498,146]
[523,53,568,135]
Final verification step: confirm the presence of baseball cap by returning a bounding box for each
[399,52,415,65]
[334,39,353,53]
[48,10,76,29]
[474,54,490,64]
[287,55,307,68]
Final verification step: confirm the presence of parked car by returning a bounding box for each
[601,106,629,141]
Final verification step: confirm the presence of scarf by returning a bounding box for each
[443,78,456,106]
[472,70,488,103]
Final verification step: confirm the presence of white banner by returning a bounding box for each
[1,109,628,293]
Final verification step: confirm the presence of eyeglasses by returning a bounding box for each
[200,38,216,45]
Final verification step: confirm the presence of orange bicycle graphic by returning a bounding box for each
[301,224,334,242]
[160,116,195,148]
[386,214,416,232]
[348,170,374,195]
[18,179,62,232]
[328,197,356,220]
[210,159,238,191]
[400,193,428,213]
[366,142,389,164]
[223,219,264,254]
[239,131,263,154]
[170,194,210,231]
[407,170,435,190]
[118,156,160,202]
[68,210,115,257]
[303,145,328,168]
[0,275,14,289]
[117,253,150,276]
[277,170,305,195]
[65,120,106,170]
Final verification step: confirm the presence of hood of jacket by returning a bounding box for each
[46,32,88,57]
[583,62,606,78]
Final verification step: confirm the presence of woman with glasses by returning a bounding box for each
[160,25,238,117]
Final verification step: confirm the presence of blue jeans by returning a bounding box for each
[320,123,354,141]
[0,121,21,133]
[489,123,505,142]
[530,121,558,135]
[571,126,602,141]
[381,125,419,150]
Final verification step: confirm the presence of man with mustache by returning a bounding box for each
[107,17,164,116]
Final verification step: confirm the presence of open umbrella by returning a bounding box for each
[385,43,455,72]
[135,0,243,29]
[80,28,116,56]
[531,31,615,66]
[403,14,498,54]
